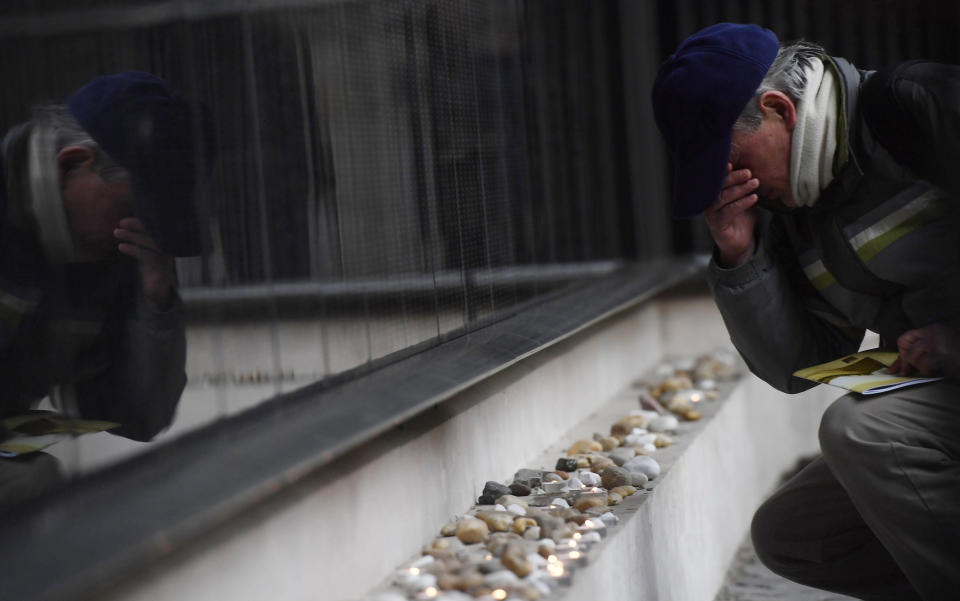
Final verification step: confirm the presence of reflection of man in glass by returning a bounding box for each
[0,73,213,503]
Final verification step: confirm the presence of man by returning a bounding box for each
[0,72,213,505]
[653,23,960,601]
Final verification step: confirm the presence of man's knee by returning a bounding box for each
[751,493,797,578]
[818,394,867,462]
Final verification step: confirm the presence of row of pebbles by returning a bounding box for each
[368,350,740,601]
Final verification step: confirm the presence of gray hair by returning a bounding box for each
[30,104,129,182]
[733,40,825,132]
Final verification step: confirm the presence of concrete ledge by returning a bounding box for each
[94,294,839,601]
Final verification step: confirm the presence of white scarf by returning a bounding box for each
[789,58,840,207]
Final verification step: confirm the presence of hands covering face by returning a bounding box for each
[114,217,175,311]
[704,164,759,268]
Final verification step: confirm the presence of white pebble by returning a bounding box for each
[697,378,717,390]
[543,481,564,493]
[531,487,546,495]
[485,570,519,588]
[599,511,619,526]
[579,471,601,486]
[581,531,602,543]
[623,455,661,479]
[566,477,584,490]
[630,427,648,436]
[410,555,435,569]
[550,497,570,508]
[538,538,557,550]
[527,553,547,567]
[494,503,506,512]
[507,503,526,516]
[649,414,679,432]
[626,432,657,446]
[542,472,562,483]
[523,526,541,540]
[642,443,657,453]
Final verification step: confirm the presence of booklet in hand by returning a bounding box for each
[793,350,943,395]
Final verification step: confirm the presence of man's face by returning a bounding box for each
[61,163,134,259]
[728,91,795,207]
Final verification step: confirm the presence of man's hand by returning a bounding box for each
[888,323,960,378]
[704,164,760,268]
[114,217,175,312]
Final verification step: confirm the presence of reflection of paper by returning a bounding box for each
[793,351,943,395]
[0,411,119,456]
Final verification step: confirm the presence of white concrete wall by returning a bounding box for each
[99,294,840,601]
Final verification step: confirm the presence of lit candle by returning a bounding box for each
[491,589,507,600]
[424,586,439,599]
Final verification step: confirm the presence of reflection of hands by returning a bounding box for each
[705,164,759,268]
[114,217,174,312]
[888,323,960,378]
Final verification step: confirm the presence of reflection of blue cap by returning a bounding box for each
[652,23,778,218]
[67,71,215,256]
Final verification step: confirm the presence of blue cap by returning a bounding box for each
[67,71,215,256]
[652,23,778,218]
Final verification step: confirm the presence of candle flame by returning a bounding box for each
[547,562,564,577]
[569,550,581,559]
[584,519,596,528]
[567,540,577,548]
[573,532,582,540]
[408,567,420,575]
[424,586,438,598]
[547,554,558,563]
[691,393,702,403]
[485,554,492,561]
[492,589,508,600]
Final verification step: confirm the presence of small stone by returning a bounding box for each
[483,481,512,498]
[494,504,506,512]
[578,471,601,487]
[576,456,590,469]
[477,511,514,532]
[567,439,603,455]
[654,434,673,448]
[509,482,532,496]
[523,526,541,540]
[542,480,564,493]
[583,505,609,517]
[566,477,584,490]
[580,531,602,544]
[549,497,570,508]
[513,517,537,534]
[495,495,529,510]
[542,472,562,483]
[600,465,631,489]
[537,540,556,558]
[648,414,679,432]
[530,487,546,495]
[623,455,661,479]
[502,541,532,578]
[607,492,623,505]
[706,390,719,400]
[555,470,571,480]
[506,503,526,516]
[441,521,458,536]
[555,458,578,472]
[625,432,657,446]
[609,447,635,466]
[586,454,615,471]
[513,469,545,489]
[609,485,636,497]
[599,511,619,526]
[631,471,649,487]
[697,378,717,390]
[683,409,703,421]
[573,495,605,512]
[437,572,460,591]
[610,415,650,437]
[641,442,657,453]
[459,571,485,591]
[598,435,620,451]
[477,494,496,505]
[485,570,520,588]
[456,518,489,543]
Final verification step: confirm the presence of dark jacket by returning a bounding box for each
[707,57,960,392]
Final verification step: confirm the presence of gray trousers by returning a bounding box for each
[751,382,960,601]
